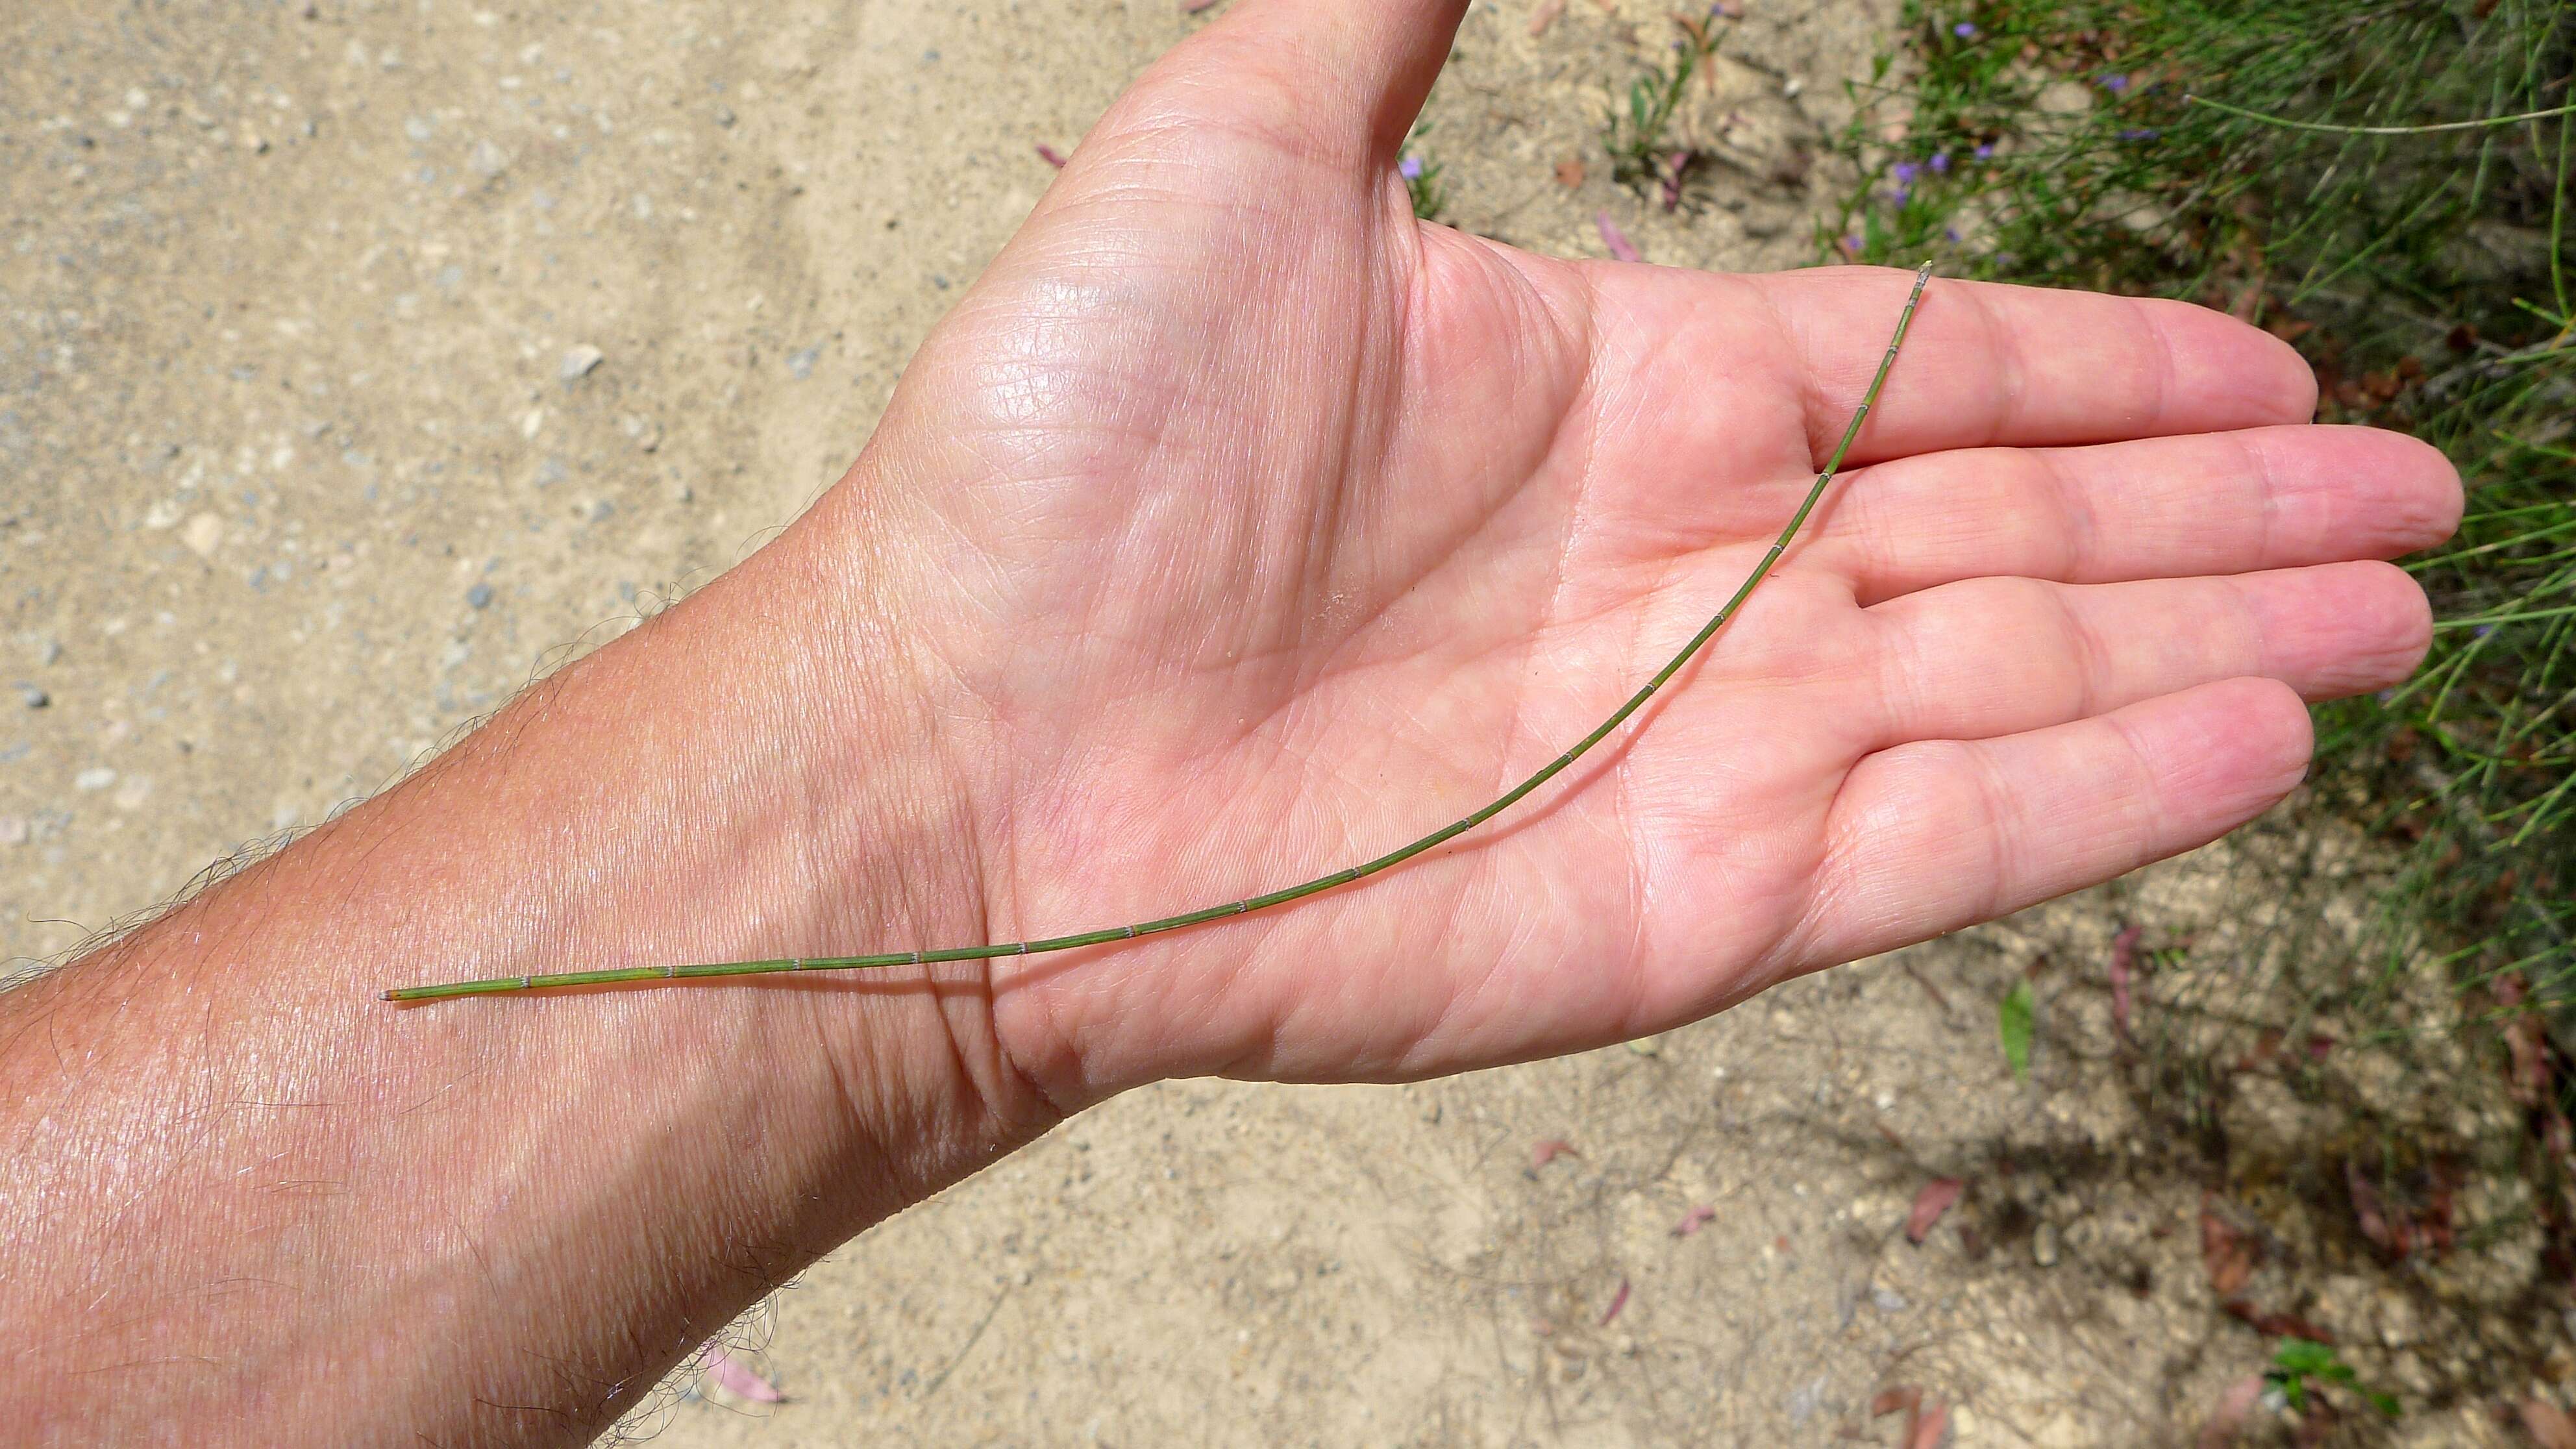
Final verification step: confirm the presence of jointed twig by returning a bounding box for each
[385,262,1937,1002]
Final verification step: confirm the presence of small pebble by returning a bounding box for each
[466,582,494,610]
[16,683,47,709]
[75,766,118,792]
[2033,1222,2061,1267]
[1872,1287,1908,1313]
[560,344,605,382]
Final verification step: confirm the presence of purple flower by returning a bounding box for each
[1974,142,1996,160]
[1944,225,1963,242]
[1839,232,1863,255]
[2119,127,2161,141]
[2100,72,2129,93]
[1929,151,1951,173]
[1953,21,1977,38]
[1399,156,1424,180]
[1888,185,1912,204]
[1892,160,1921,184]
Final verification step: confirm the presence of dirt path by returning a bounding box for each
[3,2,2529,1444]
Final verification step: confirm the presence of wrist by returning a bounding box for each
[0,490,1051,1440]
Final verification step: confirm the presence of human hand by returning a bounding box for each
[799,0,2462,1105]
[0,6,2464,1440]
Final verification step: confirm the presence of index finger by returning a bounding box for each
[1750,267,2319,466]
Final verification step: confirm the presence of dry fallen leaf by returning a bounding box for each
[698,1343,784,1404]
[1530,1137,1579,1170]
[2108,924,2141,1044]
[2221,1298,2334,1344]
[1906,1178,1964,1245]
[2200,1205,2255,1297]
[2346,1158,2402,1257]
[1872,1385,1937,1449]
[1528,0,1567,36]
[2520,1399,2576,1449]
[1599,1276,1630,1326]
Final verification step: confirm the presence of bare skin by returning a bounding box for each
[0,1,2459,1443]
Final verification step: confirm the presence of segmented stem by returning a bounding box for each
[385,262,1934,1002]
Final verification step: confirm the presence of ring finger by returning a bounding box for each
[1848,561,2433,752]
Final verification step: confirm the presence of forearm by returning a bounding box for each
[0,497,1048,1445]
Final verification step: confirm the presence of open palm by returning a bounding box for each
[822,0,2457,1105]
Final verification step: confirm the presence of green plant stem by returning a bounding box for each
[2183,93,2576,135]
[382,264,1937,1002]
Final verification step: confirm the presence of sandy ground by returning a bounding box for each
[3,2,2556,1445]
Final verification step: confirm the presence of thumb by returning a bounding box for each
[1136,0,1470,167]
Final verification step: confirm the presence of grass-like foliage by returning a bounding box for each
[1827,0,2575,1381]
[1402,120,1449,221]
[1604,12,1729,206]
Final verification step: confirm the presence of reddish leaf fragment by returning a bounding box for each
[2196,1374,2265,1449]
[2346,1159,2403,1257]
[1906,1178,1963,1245]
[1672,1205,1716,1237]
[1595,212,1642,262]
[1528,0,1567,36]
[1530,1137,1579,1170]
[1034,143,1069,169]
[2199,1205,2255,1296]
[2240,1027,2287,1072]
[2221,1298,2334,1343]
[2108,924,2141,1044]
[2520,1400,2576,1449]
[1871,1386,1922,1418]
[2501,975,2551,1106]
[1555,157,1586,188]
[1182,0,1221,11]
[1599,1276,1630,1326]
[698,1343,784,1404]
[1872,1385,1940,1448]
